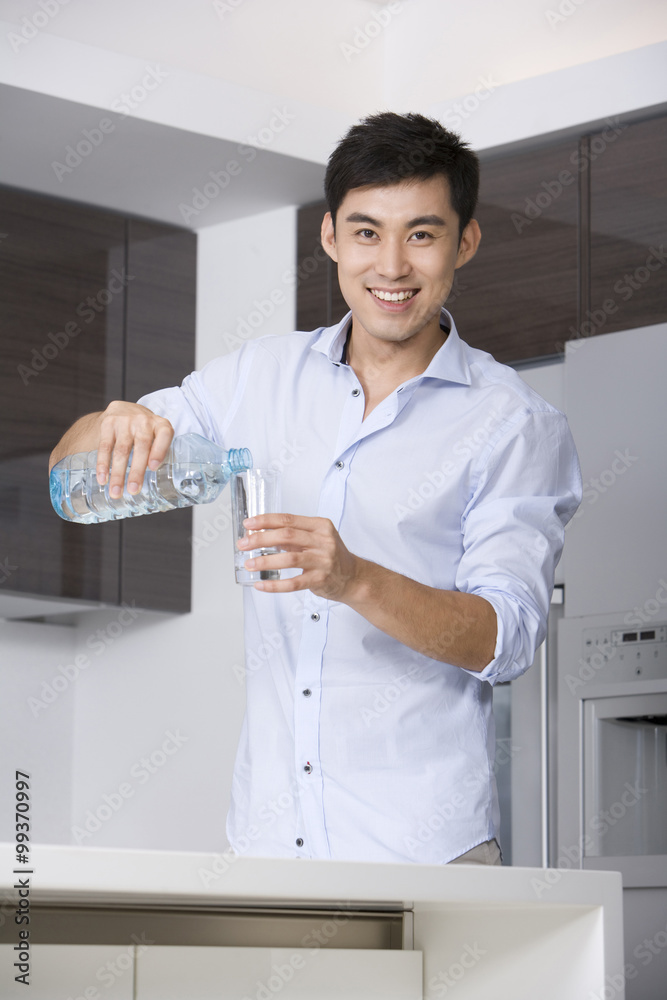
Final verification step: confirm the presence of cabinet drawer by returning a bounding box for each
[0,943,134,999]
[136,945,423,999]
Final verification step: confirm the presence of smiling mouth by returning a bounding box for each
[370,288,418,302]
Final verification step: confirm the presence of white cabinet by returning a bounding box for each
[0,944,134,999]
[135,946,423,1000]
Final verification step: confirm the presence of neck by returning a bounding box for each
[347,316,448,386]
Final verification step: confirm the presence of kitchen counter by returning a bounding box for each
[0,843,625,999]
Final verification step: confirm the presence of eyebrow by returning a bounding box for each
[344,212,447,228]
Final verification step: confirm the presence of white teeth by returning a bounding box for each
[371,289,415,302]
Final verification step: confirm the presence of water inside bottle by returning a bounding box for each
[50,459,233,523]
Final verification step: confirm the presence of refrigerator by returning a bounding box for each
[507,324,667,1000]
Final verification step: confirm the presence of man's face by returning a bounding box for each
[321,175,480,348]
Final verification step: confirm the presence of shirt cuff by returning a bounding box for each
[459,591,538,685]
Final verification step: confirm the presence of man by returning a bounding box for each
[50,112,582,865]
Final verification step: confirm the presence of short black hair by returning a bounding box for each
[324,111,480,240]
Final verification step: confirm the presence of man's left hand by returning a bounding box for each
[237,513,361,601]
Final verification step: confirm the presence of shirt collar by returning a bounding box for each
[310,307,472,386]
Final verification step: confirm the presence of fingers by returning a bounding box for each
[96,402,174,497]
[243,513,321,532]
[126,431,155,495]
[149,422,176,470]
[95,425,116,487]
[237,525,323,554]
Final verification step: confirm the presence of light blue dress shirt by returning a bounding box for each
[138,308,582,864]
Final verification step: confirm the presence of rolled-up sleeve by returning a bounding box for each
[456,408,582,684]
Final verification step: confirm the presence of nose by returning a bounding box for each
[375,238,411,281]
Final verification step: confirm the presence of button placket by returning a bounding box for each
[290,402,360,862]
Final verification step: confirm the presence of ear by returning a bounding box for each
[454,219,481,270]
[320,212,338,263]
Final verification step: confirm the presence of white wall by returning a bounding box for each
[0,621,75,844]
[385,0,667,111]
[1,0,665,168]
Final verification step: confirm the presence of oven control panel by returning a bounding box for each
[581,622,667,683]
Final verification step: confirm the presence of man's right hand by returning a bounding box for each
[49,401,175,498]
[96,401,175,497]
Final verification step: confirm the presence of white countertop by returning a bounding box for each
[0,844,627,999]
[0,842,622,912]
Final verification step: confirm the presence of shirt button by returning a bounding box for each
[351,388,360,396]
[310,612,320,622]
[335,461,344,470]
[303,688,312,697]
[296,838,304,847]
[303,764,313,774]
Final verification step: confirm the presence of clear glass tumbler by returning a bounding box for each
[231,468,282,585]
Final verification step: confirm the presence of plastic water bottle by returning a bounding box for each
[50,433,252,524]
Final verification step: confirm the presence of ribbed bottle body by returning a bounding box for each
[50,433,252,524]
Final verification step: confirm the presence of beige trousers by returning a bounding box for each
[448,838,502,866]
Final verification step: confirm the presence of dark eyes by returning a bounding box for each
[354,229,433,240]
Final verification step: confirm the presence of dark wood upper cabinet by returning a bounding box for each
[121,219,196,614]
[296,202,347,332]
[589,115,667,336]
[0,189,195,613]
[296,112,667,364]
[0,189,125,606]
[450,140,579,363]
